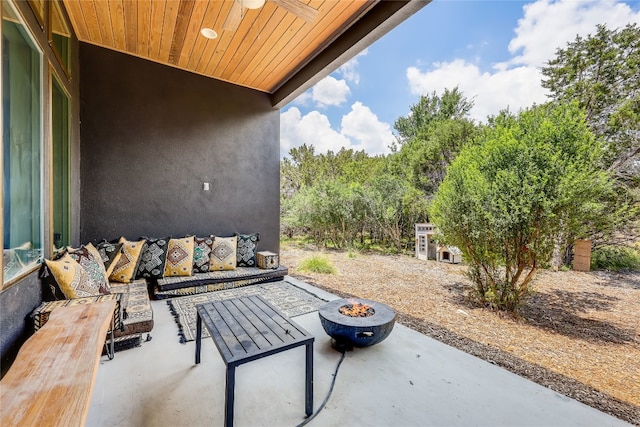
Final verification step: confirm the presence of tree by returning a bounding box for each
[541,23,640,251]
[280,89,472,252]
[390,118,477,194]
[393,87,474,145]
[430,103,616,311]
[390,88,477,195]
[280,146,385,240]
[281,145,385,197]
[365,176,414,252]
[284,169,379,249]
[541,23,640,182]
[280,144,319,197]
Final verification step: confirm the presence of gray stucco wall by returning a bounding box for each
[79,44,281,253]
[0,272,42,375]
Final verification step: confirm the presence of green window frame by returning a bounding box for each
[51,74,70,252]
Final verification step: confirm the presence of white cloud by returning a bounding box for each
[506,0,639,68]
[280,107,351,156]
[291,90,312,107]
[280,103,394,157]
[408,0,640,122]
[293,49,368,109]
[338,48,369,85]
[341,102,394,155]
[407,61,546,122]
[311,76,350,107]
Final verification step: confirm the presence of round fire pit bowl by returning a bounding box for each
[318,298,396,349]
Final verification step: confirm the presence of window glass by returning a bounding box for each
[50,0,70,75]
[27,0,44,28]
[52,75,70,252]
[2,1,43,285]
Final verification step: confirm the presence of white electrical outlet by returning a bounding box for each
[203,182,210,191]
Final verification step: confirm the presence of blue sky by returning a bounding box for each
[280,0,640,158]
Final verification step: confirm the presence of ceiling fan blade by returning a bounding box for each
[223,1,243,31]
[270,0,318,22]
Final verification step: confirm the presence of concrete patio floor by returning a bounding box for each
[87,277,630,427]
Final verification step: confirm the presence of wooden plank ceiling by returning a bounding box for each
[62,0,376,94]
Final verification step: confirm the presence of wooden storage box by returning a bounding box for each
[257,251,279,269]
[573,239,591,272]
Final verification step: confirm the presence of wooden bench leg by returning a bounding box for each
[104,313,115,360]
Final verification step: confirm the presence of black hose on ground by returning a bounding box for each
[295,350,347,427]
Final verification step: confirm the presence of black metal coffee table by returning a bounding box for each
[195,295,314,427]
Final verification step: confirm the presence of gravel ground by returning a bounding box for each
[281,244,640,425]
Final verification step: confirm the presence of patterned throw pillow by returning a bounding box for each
[193,236,214,274]
[136,237,170,279]
[85,243,110,285]
[164,236,195,277]
[44,253,92,298]
[109,238,145,283]
[209,236,237,271]
[235,233,260,267]
[96,241,123,277]
[67,245,109,295]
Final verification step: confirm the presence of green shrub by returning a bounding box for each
[430,103,610,311]
[591,246,640,271]
[298,255,337,274]
[347,251,357,259]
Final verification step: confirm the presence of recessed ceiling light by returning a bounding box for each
[242,0,266,9]
[200,28,218,39]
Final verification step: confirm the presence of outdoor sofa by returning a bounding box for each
[33,233,286,353]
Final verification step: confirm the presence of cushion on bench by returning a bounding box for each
[153,266,288,299]
[107,279,154,337]
[32,279,153,348]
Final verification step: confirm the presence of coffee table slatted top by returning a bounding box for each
[197,295,313,365]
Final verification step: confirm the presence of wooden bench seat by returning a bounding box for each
[0,300,115,427]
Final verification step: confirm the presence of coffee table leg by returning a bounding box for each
[225,365,236,427]
[195,311,202,364]
[305,342,313,417]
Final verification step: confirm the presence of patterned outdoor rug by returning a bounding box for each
[166,280,327,343]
